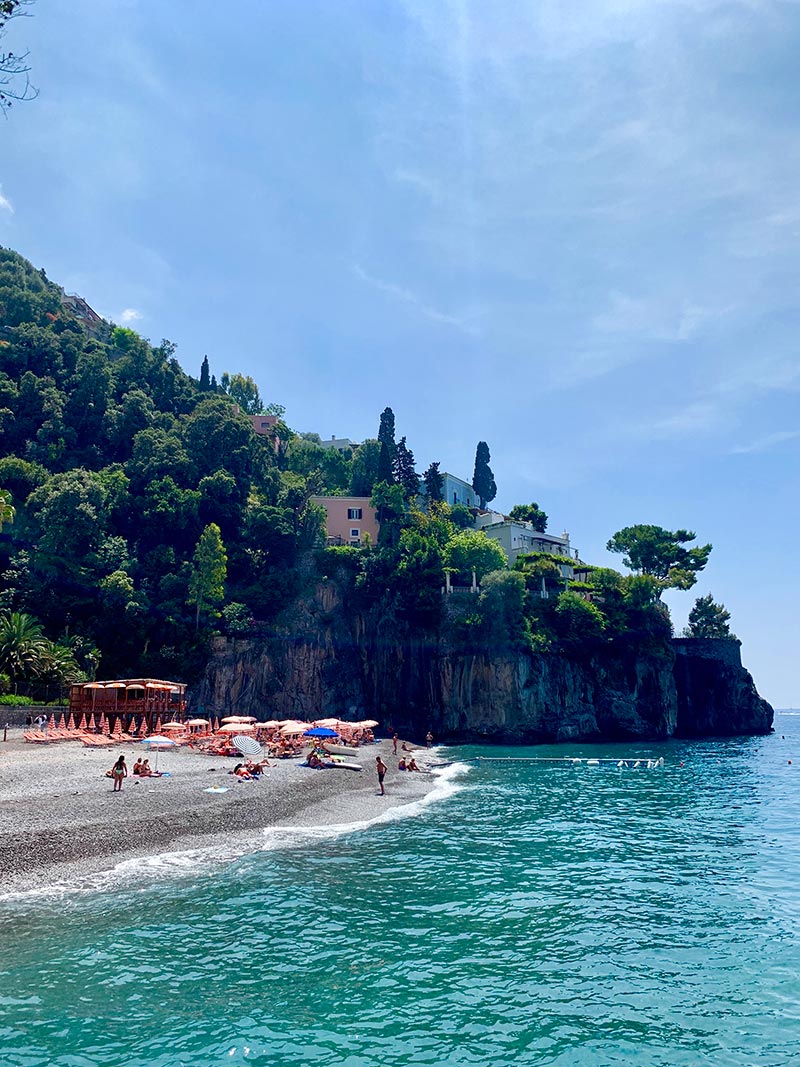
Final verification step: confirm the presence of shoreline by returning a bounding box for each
[0,732,445,899]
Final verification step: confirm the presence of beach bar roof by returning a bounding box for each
[69,678,187,726]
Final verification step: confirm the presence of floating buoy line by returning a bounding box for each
[469,756,666,769]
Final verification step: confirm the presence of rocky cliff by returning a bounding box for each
[194,581,773,741]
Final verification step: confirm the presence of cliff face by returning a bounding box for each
[672,638,773,737]
[194,582,773,741]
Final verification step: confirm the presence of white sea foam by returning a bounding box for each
[0,759,471,905]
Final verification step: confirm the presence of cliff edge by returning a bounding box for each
[194,581,773,742]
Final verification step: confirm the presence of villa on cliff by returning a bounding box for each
[311,495,379,546]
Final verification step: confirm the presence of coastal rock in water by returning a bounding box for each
[672,638,773,737]
[195,583,773,741]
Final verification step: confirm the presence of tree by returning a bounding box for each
[199,355,210,391]
[220,372,264,414]
[685,594,735,639]
[187,523,227,630]
[370,481,406,546]
[1,1,37,113]
[509,502,548,532]
[0,487,14,529]
[606,524,712,594]
[554,591,606,650]
[423,461,444,503]
[472,441,497,508]
[349,439,381,496]
[444,530,507,585]
[377,407,396,484]
[0,610,47,681]
[394,436,420,499]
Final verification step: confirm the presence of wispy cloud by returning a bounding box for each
[351,263,477,333]
[119,308,143,324]
[0,187,13,214]
[731,429,800,455]
[592,292,726,343]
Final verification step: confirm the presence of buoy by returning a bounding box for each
[680,761,685,766]
[634,760,641,768]
[587,759,600,766]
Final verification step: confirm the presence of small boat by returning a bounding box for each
[323,742,359,757]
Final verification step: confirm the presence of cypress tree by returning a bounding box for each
[199,355,210,391]
[472,441,497,509]
[377,407,396,483]
[423,462,444,503]
[394,436,420,500]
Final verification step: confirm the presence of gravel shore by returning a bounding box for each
[0,731,439,897]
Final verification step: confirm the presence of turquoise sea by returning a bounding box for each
[2,714,799,1067]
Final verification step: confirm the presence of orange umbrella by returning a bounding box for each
[129,716,137,734]
[155,717,163,733]
[67,713,76,730]
[78,713,87,730]
[88,713,96,731]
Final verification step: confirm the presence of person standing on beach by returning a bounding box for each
[426,731,433,748]
[375,755,387,795]
[110,754,127,792]
[392,733,398,755]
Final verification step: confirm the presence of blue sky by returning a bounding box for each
[1,0,798,705]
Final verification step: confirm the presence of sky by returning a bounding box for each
[1,0,798,706]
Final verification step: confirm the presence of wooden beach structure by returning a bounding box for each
[68,679,187,733]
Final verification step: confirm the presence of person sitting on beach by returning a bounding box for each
[140,759,162,778]
[232,763,254,779]
[398,757,407,771]
[132,758,143,775]
[306,751,322,769]
[407,756,420,772]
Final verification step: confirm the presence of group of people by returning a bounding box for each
[229,758,272,780]
[132,758,161,778]
[106,754,165,790]
[397,755,420,772]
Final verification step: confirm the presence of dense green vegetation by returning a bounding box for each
[0,247,719,693]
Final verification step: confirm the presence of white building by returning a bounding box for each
[476,515,579,569]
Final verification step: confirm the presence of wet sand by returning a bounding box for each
[0,731,438,897]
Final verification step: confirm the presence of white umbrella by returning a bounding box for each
[217,723,255,734]
[141,735,176,771]
[233,735,262,757]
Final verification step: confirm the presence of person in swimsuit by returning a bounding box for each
[375,755,387,795]
[392,733,399,754]
[110,754,127,792]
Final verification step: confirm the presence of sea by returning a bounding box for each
[2,713,799,1067]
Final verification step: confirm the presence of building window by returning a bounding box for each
[347,508,363,520]
[350,529,360,539]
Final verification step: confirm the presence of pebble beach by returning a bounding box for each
[0,731,438,898]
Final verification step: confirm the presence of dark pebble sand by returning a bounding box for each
[0,732,436,897]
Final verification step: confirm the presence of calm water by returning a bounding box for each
[2,716,799,1067]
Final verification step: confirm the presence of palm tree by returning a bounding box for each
[0,612,48,682]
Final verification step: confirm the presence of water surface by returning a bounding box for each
[2,717,798,1066]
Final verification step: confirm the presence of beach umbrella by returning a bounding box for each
[313,718,340,727]
[279,723,309,736]
[78,713,87,731]
[359,720,379,728]
[217,723,255,734]
[67,713,76,730]
[304,726,339,738]
[139,718,149,738]
[213,717,220,731]
[155,717,163,733]
[113,717,123,736]
[105,681,126,689]
[126,683,145,691]
[161,722,185,732]
[221,716,248,723]
[232,735,262,757]
[187,718,210,726]
[88,713,96,731]
[141,734,176,771]
[129,716,137,734]
[83,682,104,689]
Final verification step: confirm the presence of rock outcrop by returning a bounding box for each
[194,582,773,741]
